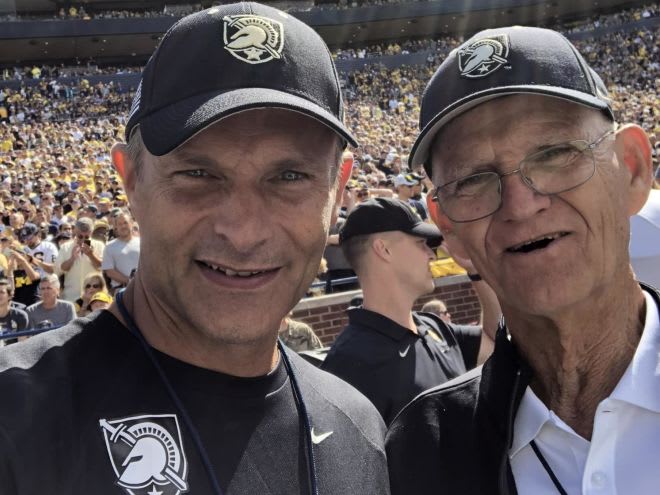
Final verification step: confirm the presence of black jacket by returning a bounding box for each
[385,283,660,495]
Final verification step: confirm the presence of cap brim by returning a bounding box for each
[410,85,614,170]
[408,222,443,247]
[138,87,358,156]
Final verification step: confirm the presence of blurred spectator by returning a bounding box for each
[54,223,73,249]
[55,217,104,301]
[278,313,323,352]
[420,298,451,323]
[86,290,112,312]
[101,210,139,291]
[92,219,110,242]
[393,174,427,220]
[6,234,41,306]
[25,274,76,329]
[19,222,58,277]
[74,271,107,316]
[0,278,28,346]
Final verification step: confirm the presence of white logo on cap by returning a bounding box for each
[223,14,284,65]
[458,34,509,79]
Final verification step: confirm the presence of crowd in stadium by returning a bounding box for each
[0,6,657,337]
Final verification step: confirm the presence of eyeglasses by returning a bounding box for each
[433,129,615,223]
[85,283,102,290]
[76,234,90,240]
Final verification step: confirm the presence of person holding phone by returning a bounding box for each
[54,217,104,302]
[5,236,41,307]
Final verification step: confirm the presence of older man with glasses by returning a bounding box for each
[386,26,658,494]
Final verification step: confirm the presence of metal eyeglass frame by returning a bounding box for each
[432,128,616,223]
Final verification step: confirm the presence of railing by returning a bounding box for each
[0,324,64,341]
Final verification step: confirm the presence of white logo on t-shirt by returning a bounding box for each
[99,414,189,495]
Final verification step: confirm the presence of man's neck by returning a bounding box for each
[42,299,57,310]
[0,304,9,318]
[109,278,279,377]
[505,277,646,439]
[362,280,418,333]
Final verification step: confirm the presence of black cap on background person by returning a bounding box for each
[340,197,442,247]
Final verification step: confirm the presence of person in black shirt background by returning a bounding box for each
[323,197,498,424]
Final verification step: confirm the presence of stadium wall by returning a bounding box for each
[292,274,482,345]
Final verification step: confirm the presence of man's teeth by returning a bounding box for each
[518,234,558,248]
[509,232,567,252]
[206,263,263,277]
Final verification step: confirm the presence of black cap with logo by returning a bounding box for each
[125,2,357,156]
[18,222,39,242]
[340,197,442,246]
[410,26,615,175]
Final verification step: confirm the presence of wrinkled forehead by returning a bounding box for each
[428,95,605,183]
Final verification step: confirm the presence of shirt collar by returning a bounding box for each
[610,289,660,413]
[347,307,418,342]
[509,386,550,457]
[510,287,660,457]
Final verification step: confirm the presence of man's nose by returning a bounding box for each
[212,187,271,253]
[496,170,551,222]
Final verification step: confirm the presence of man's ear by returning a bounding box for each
[615,124,653,216]
[371,237,392,262]
[426,191,470,261]
[426,189,456,233]
[111,143,137,203]
[330,151,354,226]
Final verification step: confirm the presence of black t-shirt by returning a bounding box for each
[12,269,39,307]
[0,311,389,495]
[322,308,481,425]
[0,307,29,345]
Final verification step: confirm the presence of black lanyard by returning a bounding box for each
[115,289,319,495]
[530,439,569,495]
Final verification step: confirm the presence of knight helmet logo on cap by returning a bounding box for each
[458,34,510,79]
[223,14,284,64]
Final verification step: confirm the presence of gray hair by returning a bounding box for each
[75,217,94,233]
[40,273,61,290]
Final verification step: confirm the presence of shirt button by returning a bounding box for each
[591,471,608,489]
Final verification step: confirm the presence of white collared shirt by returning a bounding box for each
[510,290,660,494]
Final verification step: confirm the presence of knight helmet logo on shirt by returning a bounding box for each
[99,414,189,495]
[458,34,510,78]
[223,14,284,64]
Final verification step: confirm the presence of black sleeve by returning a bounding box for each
[322,352,393,422]
[386,396,443,495]
[451,324,482,370]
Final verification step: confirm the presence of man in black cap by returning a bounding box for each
[386,26,657,494]
[323,197,496,425]
[20,222,58,278]
[0,4,389,494]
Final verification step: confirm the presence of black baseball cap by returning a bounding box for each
[18,223,39,241]
[340,197,442,247]
[125,2,357,156]
[410,26,615,175]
